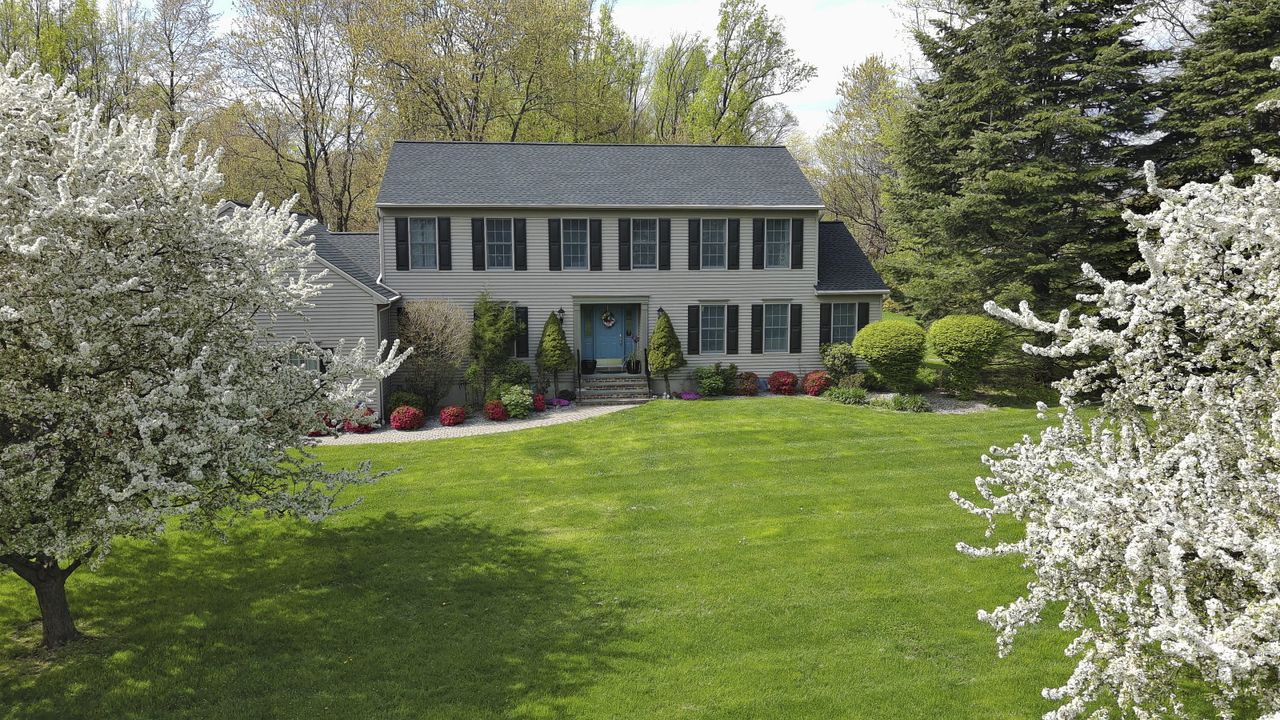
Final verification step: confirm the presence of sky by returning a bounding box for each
[206,0,915,140]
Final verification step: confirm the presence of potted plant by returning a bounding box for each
[625,350,642,374]
[581,358,597,375]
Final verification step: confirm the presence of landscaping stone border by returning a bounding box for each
[316,403,638,445]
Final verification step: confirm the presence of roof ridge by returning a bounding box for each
[389,139,789,150]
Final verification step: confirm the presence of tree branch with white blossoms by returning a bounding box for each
[954,59,1280,720]
[0,58,408,649]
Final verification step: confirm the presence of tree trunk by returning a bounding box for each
[3,558,83,649]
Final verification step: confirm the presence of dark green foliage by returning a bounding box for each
[468,292,520,399]
[820,342,859,380]
[535,312,573,394]
[890,394,932,413]
[927,315,1006,398]
[494,358,533,390]
[824,386,869,405]
[387,390,426,413]
[1151,0,1280,186]
[837,373,866,391]
[913,366,940,392]
[852,320,926,393]
[883,0,1161,321]
[692,367,726,396]
[647,309,686,395]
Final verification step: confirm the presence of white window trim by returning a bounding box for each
[485,217,515,271]
[408,217,438,270]
[631,218,658,270]
[831,302,858,344]
[763,302,790,354]
[560,217,590,271]
[700,218,728,271]
[700,303,727,355]
[764,218,792,269]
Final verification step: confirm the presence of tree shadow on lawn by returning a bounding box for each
[3,512,630,719]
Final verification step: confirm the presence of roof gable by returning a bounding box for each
[816,221,889,293]
[377,141,823,209]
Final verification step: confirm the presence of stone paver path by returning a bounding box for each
[317,403,639,445]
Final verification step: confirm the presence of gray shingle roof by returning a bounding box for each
[303,225,399,302]
[817,221,889,293]
[377,141,823,208]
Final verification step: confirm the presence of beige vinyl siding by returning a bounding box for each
[381,207,881,393]
[258,256,387,414]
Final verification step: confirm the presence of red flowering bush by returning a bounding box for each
[342,407,376,433]
[736,371,760,396]
[802,370,833,396]
[389,405,425,430]
[532,393,546,412]
[767,370,798,395]
[484,400,509,421]
[439,405,466,426]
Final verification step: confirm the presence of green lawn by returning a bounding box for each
[1,399,1072,719]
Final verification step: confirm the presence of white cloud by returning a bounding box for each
[611,0,913,139]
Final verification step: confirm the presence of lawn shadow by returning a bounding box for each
[4,513,630,719]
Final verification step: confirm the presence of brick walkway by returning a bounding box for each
[316,403,639,445]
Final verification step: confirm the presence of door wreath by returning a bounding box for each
[600,310,616,328]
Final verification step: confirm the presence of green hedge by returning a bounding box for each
[851,320,926,393]
[926,315,1005,397]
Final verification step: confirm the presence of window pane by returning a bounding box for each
[632,219,657,268]
[486,218,513,269]
[831,303,857,344]
[409,218,437,269]
[562,219,588,269]
[701,219,727,269]
[765,219,790,268]
[764,303,789,352]
[700,304,726,353]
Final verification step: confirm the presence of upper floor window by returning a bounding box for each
[764,303,789,353]
[831,303,858,344]
[409,218,437,269]
[700,304,726,353]
[701,219,727,270]
[632,218,658,269]
[486,218,514,269]
[765,219,790,268]
[562,218,589,270]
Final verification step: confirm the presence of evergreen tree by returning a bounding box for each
[883,0,1161,321]
[467,291,518,399]
[647,309,685,396]
[1151,0,1280,186]
[535,311,572,394]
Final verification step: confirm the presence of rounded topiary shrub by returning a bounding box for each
[483,400,509,421]
[802,370,833,396]
[767,370,798,395]
[736,371,760,396]
[439,405,466,426]
[926,314,1005,397]
[820,343,859,380]
[851,320,926,393]
[389,405,425,430]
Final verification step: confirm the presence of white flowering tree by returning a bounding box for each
[955,65,1280,719]
[0,60,406,649]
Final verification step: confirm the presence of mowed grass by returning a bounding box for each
[0,398,1073,719]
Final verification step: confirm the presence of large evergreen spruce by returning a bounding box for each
[883,0,1161,321]
[647,309,686,396]
[1151,0,1280,186]
[535,312,573,394]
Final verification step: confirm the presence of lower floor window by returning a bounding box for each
[831,303,857,344]
[764,304,789,353]
[701,304,726,353]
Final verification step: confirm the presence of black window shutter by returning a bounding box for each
[515,306,529,358]
[857,302,871,331]
[688,219,701,270]
[727,219,740,270]
[790,218,804,269]
[618,218,631,271]
[548,219,561,271]
[726,304,739,354]
[658,218,671,270]
[750,304,763,354]
[514,218,527,271]
[687,305,700,355]
[437,217,452,270]
[394,217,409,270]
[471,218,485,270]
[789,304,803,354]
[751,218,764,269]
[589,219,602,271]
[819,303,832,345]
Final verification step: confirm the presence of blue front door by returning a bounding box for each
[582,304,631,362]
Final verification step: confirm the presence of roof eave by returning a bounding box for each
[375,202,825,211]
[814,288,892,296]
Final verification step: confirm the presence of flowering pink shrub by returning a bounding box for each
[389,405,425,431]
[342,407,376,433]
[802,370,833,396]
[439,405,466,426]
[736,371,760,396]
[484,400,509,421]
[532,393,546,412]
[767,370,798,395]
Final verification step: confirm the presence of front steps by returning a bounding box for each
[578,373,652,406]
